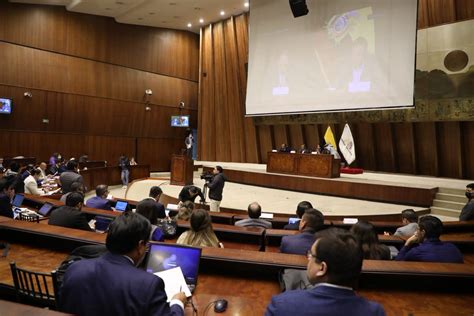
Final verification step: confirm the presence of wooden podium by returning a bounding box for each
[170,154,194,185]
[267,152,340,178]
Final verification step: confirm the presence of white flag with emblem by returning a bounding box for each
[339,124,356,165]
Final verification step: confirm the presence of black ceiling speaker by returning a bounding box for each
[289,0,309,18]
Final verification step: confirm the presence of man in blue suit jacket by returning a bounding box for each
[85,184,113,210]
[280,208,324,255]
[59,212,187,316]
[266,228,385,316]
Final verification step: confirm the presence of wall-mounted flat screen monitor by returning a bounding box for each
[171,115,190,127]
[0,98,12,114]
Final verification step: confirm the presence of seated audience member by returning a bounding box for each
[24,169,43,195]
[235,202,272,229]
[177,209,221,247]
[284,201,313,230]
[38,162,48,181]
[0,177,15,218]
[179,185,205,204]
[59,160,83,193]
[130,157,138,166]
[0,157,3,169]
[393,209,418,237]
[0,167,5,178]
[136,199,165,241]
[49,193,93,232]
[60,181,85,203]
[396,215,463,263]
[174,201,194,221]
[298,144,311,154]
[21,164,34,181]
[59,212,186,316]
[265,228,385,316]
[460,183,474,221]
[4,162,25,194]
[86,185,113,211]
[280,208,324,255]
[49,152,59,166]
[141,186,166,218]
[350,221,391,260]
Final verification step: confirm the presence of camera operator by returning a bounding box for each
[205,166,226,212]
[179,185,205,204]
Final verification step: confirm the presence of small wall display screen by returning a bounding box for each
[171,115,190,127]
[0,98,12,114]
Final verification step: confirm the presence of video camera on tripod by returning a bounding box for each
[200,171,213,182]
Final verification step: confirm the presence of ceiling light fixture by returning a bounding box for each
[244,2,249,7]
[187,23,192,27]
[199,18,204,23]
[220,10,225,16]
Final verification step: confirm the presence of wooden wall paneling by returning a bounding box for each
[455,0,474,21]
[302,124,320,151]
[137,138,182,171]
[413,122,439,176]
[257,125,273,163]
[0,2,199,81]
[223,17,245,162]
[393,122,417,174]
[418,0,430,29]
[198,25,216,161]
[353,122,376,171]
[288,124,304,149]
[427,0,456,26]
[373,123,396,172]
[273,125,289,148]
[0,42,198,108]
[235,14,259,163]
[212,22,231,162]
[461,121,474,179]
[436,121,463,178]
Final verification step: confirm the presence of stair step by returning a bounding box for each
[432,199,465,210]
[438,187,465,195]
[435,193,466,203]
[430,207,460,218]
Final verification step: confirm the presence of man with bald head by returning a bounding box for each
[85,184,112,211]
[234,202,272,229]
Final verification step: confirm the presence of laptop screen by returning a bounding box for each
[12,194,24,207]
[38,203,54,216]
[146,243,201,286]
[115,201,128,212]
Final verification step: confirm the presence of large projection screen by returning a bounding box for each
[246,0,418,116]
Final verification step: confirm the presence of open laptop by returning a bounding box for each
[12,194,24,208]
[145,243,202,293]
[115,200,128,212]
[38,202,55,217]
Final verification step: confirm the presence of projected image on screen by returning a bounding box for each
[246,0,418,115]
[0,98,12,114]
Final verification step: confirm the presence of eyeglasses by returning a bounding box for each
[307,250,317,260]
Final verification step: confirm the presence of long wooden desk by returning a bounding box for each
[267,152,341,178]
[80,164,150,191]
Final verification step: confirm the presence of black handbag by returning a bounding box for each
[156,218,177,238]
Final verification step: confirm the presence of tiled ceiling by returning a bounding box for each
[9,0,250,33]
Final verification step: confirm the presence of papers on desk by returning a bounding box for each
[13,208,43,219]
[260,212,274,219]
[343,218,358,224]
[166,204,179,211]
[154,267,191,302]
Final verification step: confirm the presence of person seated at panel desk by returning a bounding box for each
[49,192,93,232]
[298,144,311,154]
[85,184,113,211]
[284,201,314,230]
[235,202,272,229]
[280,208,325,255]
[278,143,291,153]
[393,209,419,237]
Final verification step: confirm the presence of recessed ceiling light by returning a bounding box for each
[187,23,192,28]
[220,10,225,16]
[199,18,204,23]
[149,12,155,15]
[244,2,249,7]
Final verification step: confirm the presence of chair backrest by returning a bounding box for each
[18,213,40,223]
[9,262,59,309]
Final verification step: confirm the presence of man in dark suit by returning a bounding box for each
[59,212,186,316]
[85,184,113,211]
[49,192,93,231]
[59,160,83,193]
[235,202,272,229]
[0,177,15,218]
[284,201,313,230]
[266,229,385,316]
[460,183,474,221]
[141,186,166,219]
[280,208,324,255]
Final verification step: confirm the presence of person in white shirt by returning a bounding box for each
[24,169,43,195]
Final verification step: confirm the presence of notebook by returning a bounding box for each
[38,203,54,216]
[145,243,202,293]
[115,200,128,212]
[12,194,24,208]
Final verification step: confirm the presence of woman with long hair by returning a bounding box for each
[174,201,194,221]
[176,209,220,247]
[350,220,391,260]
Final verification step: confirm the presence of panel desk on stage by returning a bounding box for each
[267,152,340,178]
